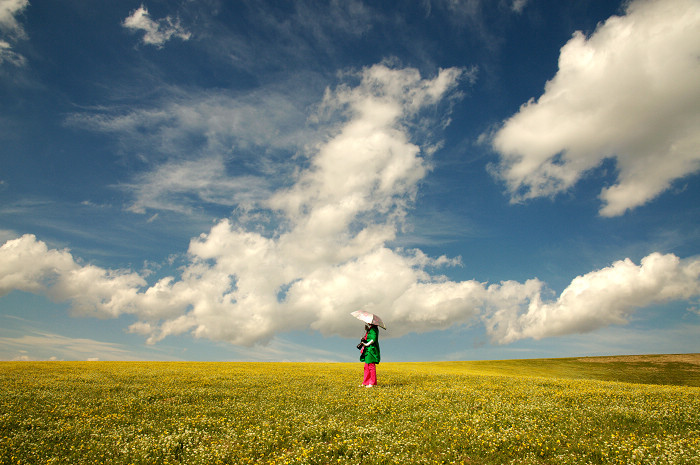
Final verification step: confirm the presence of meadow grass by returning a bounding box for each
[1,356,699,464]
[419,353,700,387]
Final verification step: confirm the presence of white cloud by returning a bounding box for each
[511,0,528,14]
[0,234,78,296]
[0,38,24,66]
[2,63,700,349]
[2,65,475,346]
[0,234,146,317]
[0,0,28,37]
[489,0,700,216]
[483,253,700,343]
[67,87,314,214]
[3,235,699,348]
[122,5,191,47]
[0,0,28,67]
[122,156,270,214]
[70,87,312,153]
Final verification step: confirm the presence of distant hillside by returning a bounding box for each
[400,353,700,387]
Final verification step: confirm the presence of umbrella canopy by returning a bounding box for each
[350,310,386,329]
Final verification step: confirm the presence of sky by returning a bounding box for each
[1,0,699,362]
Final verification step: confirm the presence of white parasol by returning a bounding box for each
[350,310,386,329]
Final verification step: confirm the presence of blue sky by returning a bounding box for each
[1,0,699,362]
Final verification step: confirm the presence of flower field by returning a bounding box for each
[1,359,699,464]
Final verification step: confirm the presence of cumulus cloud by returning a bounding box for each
[122,5,191,47]
[489,0,700,216]
[3,236,700,347]
[0,234,146,318]
[2,63,700,348]
[483,253,700,343]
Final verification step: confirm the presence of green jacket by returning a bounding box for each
[360,326,381,364]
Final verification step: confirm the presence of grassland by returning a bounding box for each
[1,354,699,464]
[421,353,700,387]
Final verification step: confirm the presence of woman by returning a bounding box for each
[359,323,381,387]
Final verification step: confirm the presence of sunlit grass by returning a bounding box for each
[417,353,700,387]
[1,357,699,464]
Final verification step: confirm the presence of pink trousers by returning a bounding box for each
[363,363,377,386]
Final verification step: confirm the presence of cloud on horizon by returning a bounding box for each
[2,39,699,350]
[3,233,699,347]
[489,0,700,216]
[0,330,143,361]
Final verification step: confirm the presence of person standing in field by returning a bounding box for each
[359,323,380,387]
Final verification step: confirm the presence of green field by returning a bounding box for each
[1,354,699,464]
